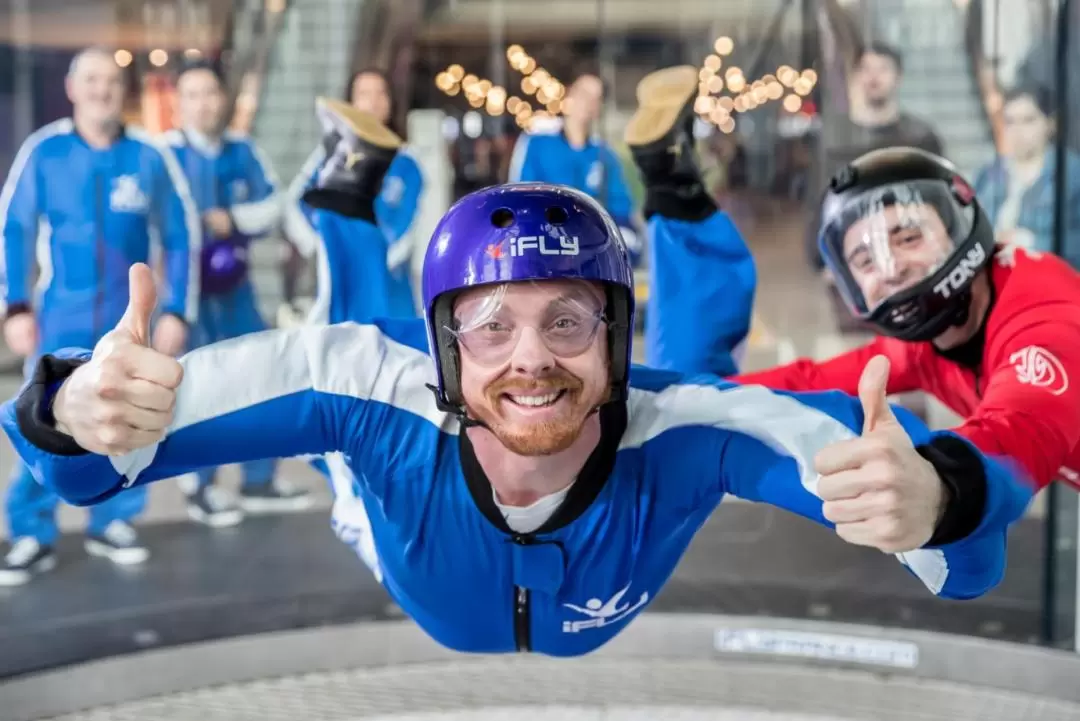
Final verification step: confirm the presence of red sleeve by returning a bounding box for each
[733,336,923,395]
[956,320,1080,490]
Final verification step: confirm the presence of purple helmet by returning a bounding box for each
[200,237,249,296]
[422,183,635,411]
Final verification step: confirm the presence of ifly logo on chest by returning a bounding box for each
[486,235,581,259]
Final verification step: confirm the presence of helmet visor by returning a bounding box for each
[819,179,976,316]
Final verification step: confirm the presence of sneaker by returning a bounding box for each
[239,481,314,514]
[0,538,57,587]
[186,485,244,528]
[84,521,150,566]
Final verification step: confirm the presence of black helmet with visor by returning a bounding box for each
[817,147,995,342]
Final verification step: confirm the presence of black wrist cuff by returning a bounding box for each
[4,302,31,320]
[301,188,377,224]
[918,435,988,547]
[644,185,717,222]
[14,355,92,457]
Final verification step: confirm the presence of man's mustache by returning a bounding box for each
[486,371,583,397]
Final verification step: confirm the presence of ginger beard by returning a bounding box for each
[455,281,612,456]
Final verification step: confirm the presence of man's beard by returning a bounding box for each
[467,370,594,457]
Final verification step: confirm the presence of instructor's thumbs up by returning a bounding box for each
[51,263,184,456]
[858,355,903,437]
[116,263,157,346]
[814,354,945,554]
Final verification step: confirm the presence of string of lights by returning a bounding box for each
[435,44,569,131]
[435,37,819,136]
[694,36,818,134]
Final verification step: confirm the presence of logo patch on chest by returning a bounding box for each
[561,582,649,633]
[110,175,149,214]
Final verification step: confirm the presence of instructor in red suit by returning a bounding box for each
[737,147,1080,491]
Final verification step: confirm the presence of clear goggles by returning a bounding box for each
[818,179,975,315]
[447,281,608,367]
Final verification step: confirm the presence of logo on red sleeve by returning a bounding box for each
[1010,346,1069,396]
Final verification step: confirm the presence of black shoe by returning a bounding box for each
[239,482,315,515]
[625,65,716,222]
[301,98,402,223]
[0,538,57,587]
[84,521,150,566]
[187,485,245,528]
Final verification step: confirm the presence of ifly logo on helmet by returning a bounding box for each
[486,235,581,259]
[932,244,986,299]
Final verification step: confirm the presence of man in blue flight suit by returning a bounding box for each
[165,60,311,527]
[623,65,757,377]
[0,99,1034,656]
[0,46,199,585]
[508,66,642,263]
[283,68,423,328]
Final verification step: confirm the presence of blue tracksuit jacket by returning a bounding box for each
[0,119,200,350]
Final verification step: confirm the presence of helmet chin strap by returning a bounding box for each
[426,383,490,430]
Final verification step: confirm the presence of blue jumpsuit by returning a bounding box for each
[165,128,282,490]
[1,217,1034,656]
[509,131,641,260]
[0,119,199,543]
[645,209,757,376]
[284,145,423,325]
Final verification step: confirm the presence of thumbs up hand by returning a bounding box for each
[813,355,946,554]
[52,264,184,456]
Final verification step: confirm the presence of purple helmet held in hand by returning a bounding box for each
[200,237,249,296]
[422,182,635,412]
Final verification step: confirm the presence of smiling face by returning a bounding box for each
[66,49,126,129]
[841,201,954,312]
[454,279,611,456]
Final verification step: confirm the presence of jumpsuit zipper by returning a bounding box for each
[511,534,532,651]
[94,172,105,339]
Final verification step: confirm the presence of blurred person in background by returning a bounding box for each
[622,66,756,376]
[736,147,1080,494]
[282,69,424,493]
[1014,0,1080,153]
[508,65,643,264]
[972,85,1080,268]
[282,68,423,328]
[809,44,944,273]
[0,46,199,585]
[165,60,310,526]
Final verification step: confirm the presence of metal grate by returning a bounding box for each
[39,656,1080,721]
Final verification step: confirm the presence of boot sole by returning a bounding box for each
[625,65,701,147]
[316,97,403,150]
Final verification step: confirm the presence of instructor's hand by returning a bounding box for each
[53,263,184,455]
[814,355,945,554]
